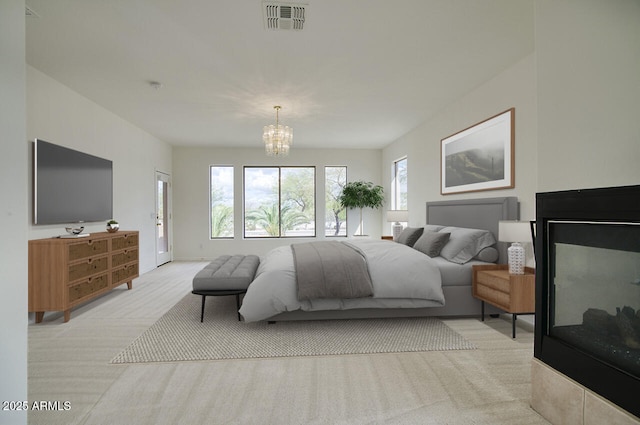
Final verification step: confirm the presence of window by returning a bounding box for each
[393,157,408,210]
[210,166,234,238]
[325,166,347,237]
[244,166,315,238]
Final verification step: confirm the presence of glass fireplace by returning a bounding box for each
[535,185,640,418]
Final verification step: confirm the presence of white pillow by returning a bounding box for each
[438,226,496,264]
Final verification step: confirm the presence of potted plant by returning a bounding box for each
[106,219,119,233]
[339,181,384,236]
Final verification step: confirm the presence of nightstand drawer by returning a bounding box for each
[476,271,511,292]
[475,284,510,310]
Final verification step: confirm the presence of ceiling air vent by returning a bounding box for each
[263,2,306,31]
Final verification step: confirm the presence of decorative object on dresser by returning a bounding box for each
[472,264,535,338]
[62,226,88,238]
[106,219,119,233]
[29,231,139,323]
[386,210,408,241]
[498,220,530,275]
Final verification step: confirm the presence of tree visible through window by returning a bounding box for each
[325,166,347,236]
[244,167,315,238]
[210,166,234,238]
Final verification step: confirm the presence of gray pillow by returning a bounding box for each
[439,226,496,264]
[413,231,451,257]
[396,227,424,247]
[424,224,445,233]
[473,246,499,263]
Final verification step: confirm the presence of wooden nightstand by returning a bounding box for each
[472,264,535,338]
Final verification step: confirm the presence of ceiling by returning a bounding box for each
[25,0,534,150]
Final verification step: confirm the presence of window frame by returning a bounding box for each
[392,156,408,210]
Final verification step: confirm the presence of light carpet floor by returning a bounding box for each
[28,261,550,425]
[111,293,476,363]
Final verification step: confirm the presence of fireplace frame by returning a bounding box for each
[535,185,640,418]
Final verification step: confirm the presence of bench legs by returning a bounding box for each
[196,291,245,322]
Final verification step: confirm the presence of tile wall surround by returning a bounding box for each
[531,359,640,425]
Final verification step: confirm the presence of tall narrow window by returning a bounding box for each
[244,166,315,238]
[393,157,408,210]
[325,166,347,237]
[210,166,234,238]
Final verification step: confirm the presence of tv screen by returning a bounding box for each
[34,139,113,225]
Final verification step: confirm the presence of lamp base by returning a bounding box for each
[507,242,525,274]
[392,222,403,241]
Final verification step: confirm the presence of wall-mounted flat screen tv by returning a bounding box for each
[34,139,113,224]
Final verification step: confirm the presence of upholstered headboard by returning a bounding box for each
[426,197,519,264]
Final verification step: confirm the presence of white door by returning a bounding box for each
[156,171,171,266]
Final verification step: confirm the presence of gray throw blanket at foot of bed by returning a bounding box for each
[291,241,373,301]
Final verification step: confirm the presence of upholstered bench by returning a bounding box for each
[192,255,260,322]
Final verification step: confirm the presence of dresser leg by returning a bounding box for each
[512,314,517,338]
[63,310,70,323]
[127,281,132,290]
[481,301,485,321]
[35,311,44,323]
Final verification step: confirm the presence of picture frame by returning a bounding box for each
[441,108,515,195]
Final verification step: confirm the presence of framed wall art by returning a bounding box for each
[441,108,515,195]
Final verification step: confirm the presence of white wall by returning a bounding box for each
[381,54,538,227]
[382,0,640,225]
[536,0,640,191]
[0,1,27,423]
[173,147,381,260]
[27,66,173,274]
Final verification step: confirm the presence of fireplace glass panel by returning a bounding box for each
[548,221,640,377]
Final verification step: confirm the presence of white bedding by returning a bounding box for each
[239,239,445,322]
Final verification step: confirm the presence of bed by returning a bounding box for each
[239,197,519,322]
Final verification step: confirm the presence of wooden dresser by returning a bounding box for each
[29,231,139,323]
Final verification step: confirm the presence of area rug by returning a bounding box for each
[110,293,476,364]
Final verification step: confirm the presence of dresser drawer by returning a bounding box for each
[68,239,108,261]
[112,263,138,284]
[68,274,109,303]
[112,234,138,251]
[68,256,109,282]
[112,249,138,268]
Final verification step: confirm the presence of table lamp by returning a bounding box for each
[387,210,408,241]
[498,220,531,274]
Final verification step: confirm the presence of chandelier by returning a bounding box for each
[263,105,293,156]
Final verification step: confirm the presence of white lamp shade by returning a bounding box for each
[386,210,408,223]
[498,221,531,243]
